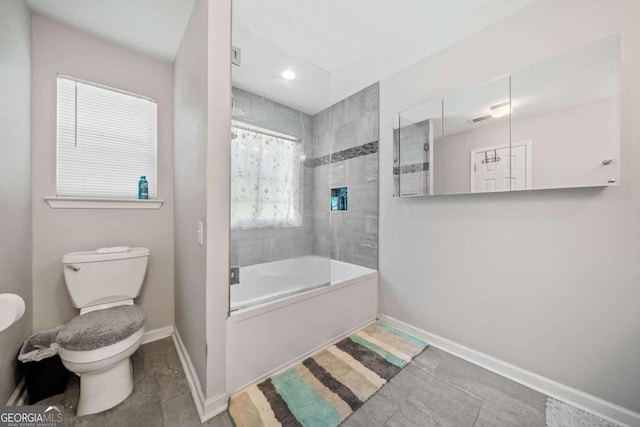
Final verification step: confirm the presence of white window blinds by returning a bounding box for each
[57,76,158,199]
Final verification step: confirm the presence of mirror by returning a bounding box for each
[442,76,511,194]
[510,36,620,190]
[395,35,620,196]
[394,99,443,196]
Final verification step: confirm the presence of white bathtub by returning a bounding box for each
[230,256,376,311]
[227,256,378,393]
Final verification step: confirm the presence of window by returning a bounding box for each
[231,122,303,229]
[57,75,158,199]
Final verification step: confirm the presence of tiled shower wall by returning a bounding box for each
[230,87,314,266]
[312,83,379,269]
[231,84,379,269]
[393,119,429,197]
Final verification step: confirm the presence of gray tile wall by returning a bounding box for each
[393,119,429,197]
[231,87,314,267]
[312,83,379,269]
[231,84,380,270]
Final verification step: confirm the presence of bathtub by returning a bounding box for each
[226,256,378,393]
[230,255,375,311]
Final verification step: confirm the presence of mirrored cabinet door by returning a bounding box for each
[394,36,620,198]
[393,99,443,197]
[510,36,620,190]
[442,75,511,194]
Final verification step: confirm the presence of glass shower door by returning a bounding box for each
[229,15,332,311]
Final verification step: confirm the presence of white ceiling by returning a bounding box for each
[26,0,196,62]
[26,0,539,113]
[232,0,538,111]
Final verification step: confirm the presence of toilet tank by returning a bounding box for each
[62,247,150,309]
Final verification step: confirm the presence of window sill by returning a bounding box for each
[45,197,164,210]
[231,224,304,231]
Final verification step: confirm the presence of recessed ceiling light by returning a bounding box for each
[281,69,296,80]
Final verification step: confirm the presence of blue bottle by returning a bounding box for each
[138,176,149,199]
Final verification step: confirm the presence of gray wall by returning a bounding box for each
[231,87,314,267]
[0,0,32,404]
[379,0,640,413]
[31,15,175,332]
[312,83,379,269]
[174,0,207,392]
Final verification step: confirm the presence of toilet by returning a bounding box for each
[56,247,149,416]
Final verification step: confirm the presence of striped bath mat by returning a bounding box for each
[229,321,428,427]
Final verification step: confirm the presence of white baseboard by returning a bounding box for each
[141,325,174,345]
[229,317,377,396]
[378,313,640,427]
[6,379,27,406]
[173,327,228,422]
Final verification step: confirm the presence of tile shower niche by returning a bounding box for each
[331,187,348,211]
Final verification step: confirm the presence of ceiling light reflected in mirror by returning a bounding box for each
[489,102,512,118]
[281,69,296,80]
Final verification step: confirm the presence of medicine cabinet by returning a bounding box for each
[393,36,620,197]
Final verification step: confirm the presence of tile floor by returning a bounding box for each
[40,338,548,426]
[343,346,547,427]
[39,337,234,427]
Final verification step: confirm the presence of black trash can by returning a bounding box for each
[18,327,69,404]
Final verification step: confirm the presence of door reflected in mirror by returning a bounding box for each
[442,75,511,194]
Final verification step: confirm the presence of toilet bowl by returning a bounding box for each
[56,247,149,416]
